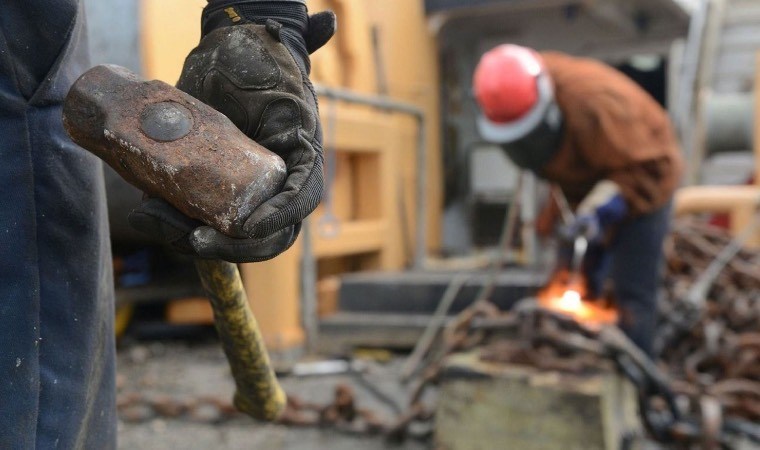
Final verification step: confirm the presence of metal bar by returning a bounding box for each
[551,185,575,226]
[472,172,524,304]
[685,207,760,308]
[519,172,538,266]
[675,0,709,184]
[300,219,318,352]
[313,85,428,269]
[401,272,470,380]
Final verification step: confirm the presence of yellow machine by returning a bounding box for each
[132,0,760,356]
[138,0,443,352]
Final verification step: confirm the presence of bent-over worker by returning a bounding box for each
[473,45,683,355]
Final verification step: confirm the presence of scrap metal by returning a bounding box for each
[116,217,759,448]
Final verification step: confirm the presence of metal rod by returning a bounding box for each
[552,185,575,225]
[472,171,524,304]
[313,85,428,269]
[401,272,470,381]
[685,208,760,308]
[300,219,318,352]
[519,171,538,265]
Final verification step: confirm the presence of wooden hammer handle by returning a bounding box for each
[194,259,286,421]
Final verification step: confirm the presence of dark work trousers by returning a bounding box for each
[559,205,670,355]
[610,203,671,356]
[579,203,671,356]
[0,1,116,449]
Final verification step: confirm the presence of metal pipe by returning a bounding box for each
[472,172,524,304]
[300,219,318,352]
[401,272,470,381]
[314,85,428,269]
[519,171,538,266]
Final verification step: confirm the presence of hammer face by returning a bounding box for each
[63,65,286,238]
[140,102,194,142]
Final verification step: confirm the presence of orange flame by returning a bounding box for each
[538,270,618,326]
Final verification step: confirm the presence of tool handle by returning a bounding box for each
[194,259,286,421]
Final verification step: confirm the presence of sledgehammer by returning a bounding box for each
[62,65,286,421]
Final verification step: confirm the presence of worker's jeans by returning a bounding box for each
[0,1,116,448]
[583,203,671,356]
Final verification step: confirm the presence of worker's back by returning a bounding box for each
[540,52,683,215]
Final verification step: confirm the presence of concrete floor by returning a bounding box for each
[117,337,757,450]
[116,340,429,450]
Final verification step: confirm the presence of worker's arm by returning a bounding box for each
[129,1,336,263]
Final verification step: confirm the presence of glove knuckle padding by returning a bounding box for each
[244,151,323,238]
[178,23,323,239]
[178,24,316,139]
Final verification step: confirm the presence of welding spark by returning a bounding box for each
[558,290,582,312]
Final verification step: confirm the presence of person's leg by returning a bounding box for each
[610,203,671,356]
[0,1,116,448]
[582,242,611,298]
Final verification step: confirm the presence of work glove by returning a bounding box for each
[129,1,336,263]
[565,213,602,243]
[560,180,628,244]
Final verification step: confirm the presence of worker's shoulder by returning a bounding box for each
[540,51,623,84]
[541,51,664,114]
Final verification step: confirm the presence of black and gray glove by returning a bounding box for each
[129,0,336,263]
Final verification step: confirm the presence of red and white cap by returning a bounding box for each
[473,44,556,144]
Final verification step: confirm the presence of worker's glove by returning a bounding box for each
[129,1,336,262]
[561,181,628,244]
[567,214,602,243]
[129,197,297,262]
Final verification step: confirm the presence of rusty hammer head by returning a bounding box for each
[63,64,286,238]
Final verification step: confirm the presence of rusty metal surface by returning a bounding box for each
[63,65,286,238]
[114,217,759,447]
[655,218,760,445]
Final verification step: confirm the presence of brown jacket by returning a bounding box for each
[539,52,683,215]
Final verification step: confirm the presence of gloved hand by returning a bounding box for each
[129,1,336,263]
[564,180,629,243]
[567,213,602,243]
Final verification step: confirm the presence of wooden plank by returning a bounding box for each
[354,153,381,220]
[318,104,396,154]
[381,128,406,268]
[317,276,341,317]
[313,220,387,258]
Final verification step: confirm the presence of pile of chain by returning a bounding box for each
[379,217,760,447]
[117,218,759,447]
[118,391,240,424]
[654,218,760,445]
[118,383,407,436]
[119,382,440,445]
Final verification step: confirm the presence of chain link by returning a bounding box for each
[117,299,759,445]
[118,218,759,446]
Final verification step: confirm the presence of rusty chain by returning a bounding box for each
[117,218,759,447]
